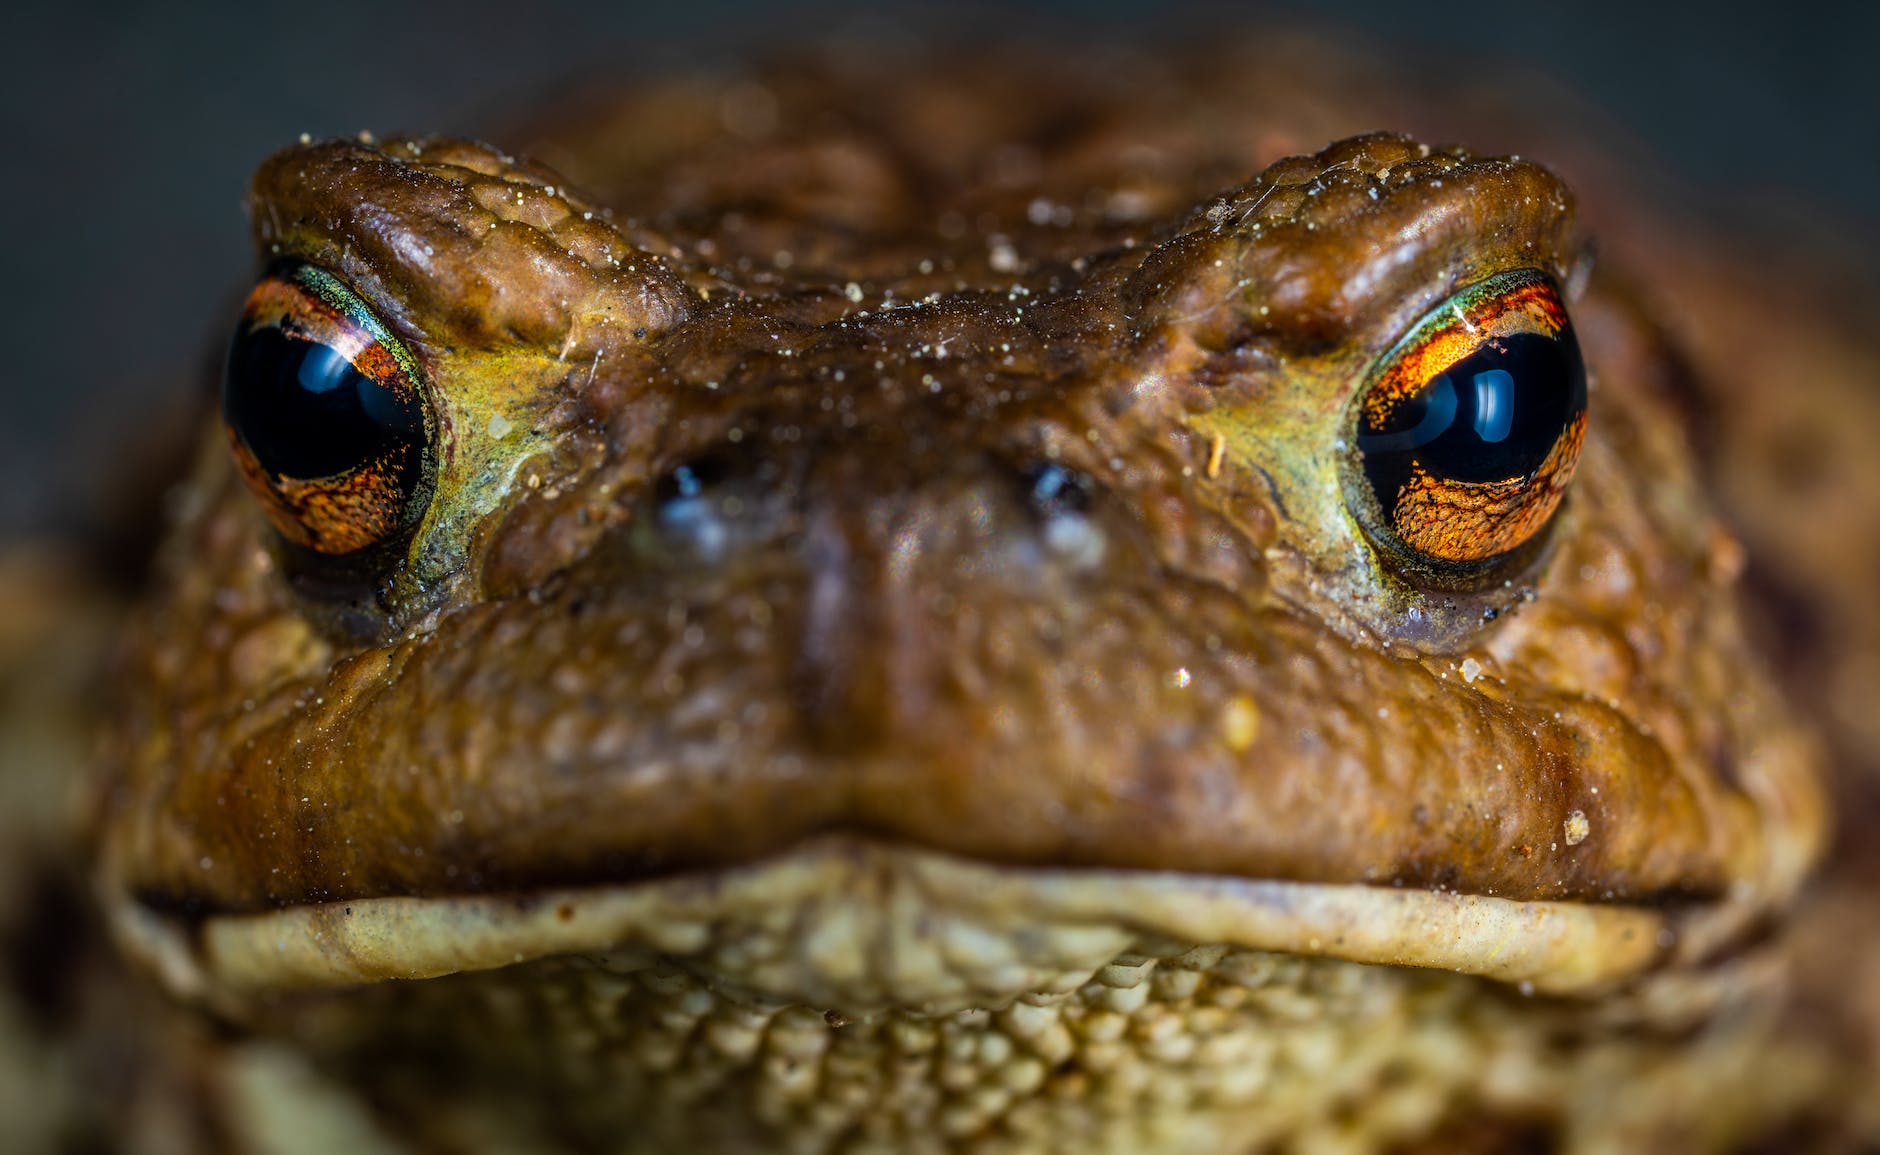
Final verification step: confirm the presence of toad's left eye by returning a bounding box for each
[1350,269,1587,571]
[223,264,434,556]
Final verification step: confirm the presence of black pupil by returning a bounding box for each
[224,321,422,482]
[1358,329,1585,506]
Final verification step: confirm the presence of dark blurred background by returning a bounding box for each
[6,0,1876,540]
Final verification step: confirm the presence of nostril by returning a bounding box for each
[649,456,746,563]
[1023,462,1094,517]
[653,456,736,506]
[1020,462,1106,568]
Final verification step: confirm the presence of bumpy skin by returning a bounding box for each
[82,43,1867,1155]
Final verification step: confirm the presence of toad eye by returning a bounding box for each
[1350,269,1587,573]
[223,264,435,556]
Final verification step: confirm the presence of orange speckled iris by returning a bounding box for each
[1355,270,1586,566]
[223,266,431,555]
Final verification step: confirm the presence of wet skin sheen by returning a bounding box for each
[89,43,1863,1155]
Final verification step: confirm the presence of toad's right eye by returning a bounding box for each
[223,264,435,556]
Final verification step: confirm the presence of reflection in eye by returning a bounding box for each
[1356,376,1455,454]
[1471,369,1513,443]
[223,264,434,556]
[1352,270,1587,569]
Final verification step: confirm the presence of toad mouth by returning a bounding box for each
[111,835,1681,1016]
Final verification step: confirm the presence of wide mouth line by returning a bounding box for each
[108,836,1677,1014]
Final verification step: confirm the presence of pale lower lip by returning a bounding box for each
[109,835,1679,1015]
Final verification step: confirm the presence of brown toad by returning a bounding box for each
[80,40,1877,1155]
